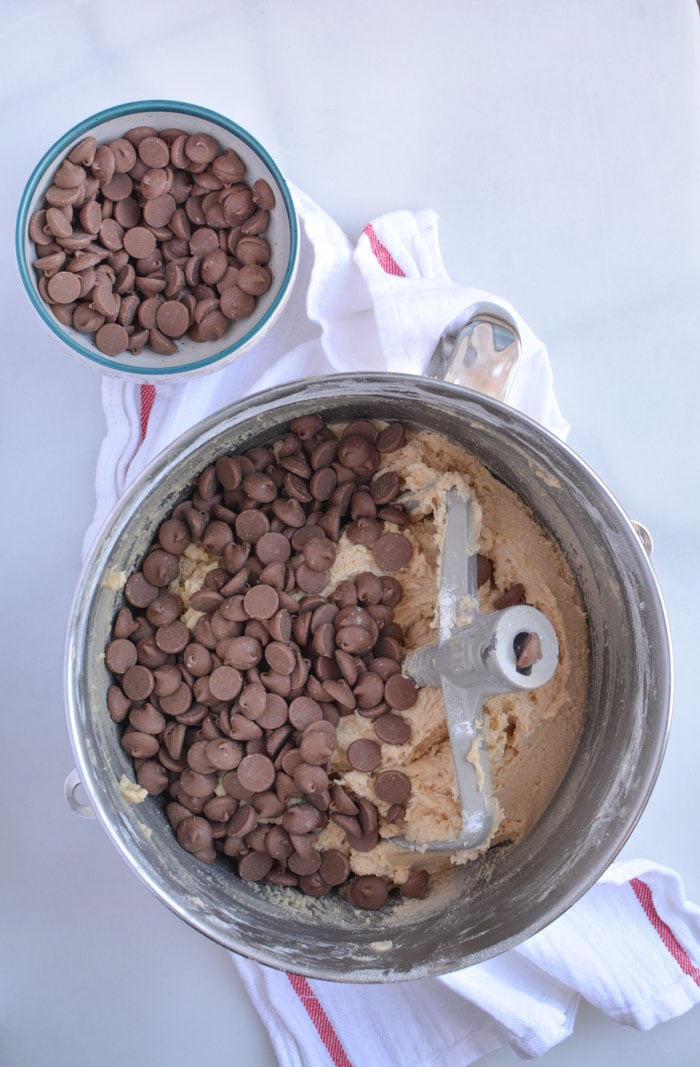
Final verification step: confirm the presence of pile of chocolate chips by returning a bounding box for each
[105,414,433,909]
[29,126,276,357]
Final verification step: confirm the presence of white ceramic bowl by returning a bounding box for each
[16,100,299,380]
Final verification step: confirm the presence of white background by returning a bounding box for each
[2,1,699,1064]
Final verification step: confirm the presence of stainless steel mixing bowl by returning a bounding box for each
[64,373,672,981]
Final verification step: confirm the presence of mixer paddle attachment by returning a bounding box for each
[396,490,559,852]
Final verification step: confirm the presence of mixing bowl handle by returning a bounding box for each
[425,302,521,402]
[64,768,95,819]
[631,520,654,556]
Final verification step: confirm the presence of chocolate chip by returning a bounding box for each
[252,179,276,210]
[355,572,383,605]
[331,812,362,838]
[263,641,295,676]
[147,592,183,627]
[243,584,279,620]
[47,270,81,303]
[386,803,406,825]
[373,769,411,805]
[299,721,337,765]
[374,632,400,660]
[122,664,154,701]
[373,713,411,745]
[237,753,276,793]
[318,849,350,887]
[356,797,379,835]
[255,692,287,728]
[310,622,335,659]
[400,869,430,899]
[277,708,312,743]
[336,625,374,655]
[238,851,274,881]
[295,562,330,594]
[476,554,493,587]
[370,471,401,505]
[302,536,336,572]
[256,531,291,564]
[346,875,389,909]
[235,510,270,544]
[494,582,526,609]
[383,674,418,711]
[105,638,138,674]
[202,521,234,555]
[335,604,372,630]
[154,620,190,654]
[160,721,186,762]
[347,517,383,545]
[112,607,139,639]
[328,784,358,816]
[376,423,405,452]
[176,816,214,854]
[205,739,243,771]
[293,762,329,796]
[136,760,169,795]
[323,678,356,711]
[373,532,412,572]
[342,420,378,442]
[318,506,342,541]
[338,435,378,474]
[242,472,277,504]
[95,322,130,356]
[124,572,159,608]
[208,665,243,701]
[354,672,385,709]
[282,803,323,835]
[346,738,382,772]
[310,468,337,501]
[107,686,131,723]
[161,679,194,717]
[129,704,165,736]
[202,796,237,825]
[514,631,543,672]
[189,588,224,613]
[180,769,217,799]
[345,828,380,852]
[271,497,306,527]
[121,729,160,759]
[288,847,322,877]
[142,549,180,587]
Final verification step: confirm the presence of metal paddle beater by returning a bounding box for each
[395,489,559,851]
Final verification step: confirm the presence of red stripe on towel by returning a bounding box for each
[363,223,406,277]
[139,384,156,441]
[631,878,700,986]
[287,973,353,1067]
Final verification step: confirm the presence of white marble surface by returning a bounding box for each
[2,1,699,1064]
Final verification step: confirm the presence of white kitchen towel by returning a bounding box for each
[85,188,700,1064]
[232,859,700,1067]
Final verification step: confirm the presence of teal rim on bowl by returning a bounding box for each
[16,100,299,379]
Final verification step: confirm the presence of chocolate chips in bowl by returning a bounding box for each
[65,374,671,982]
[106,413,431,910]
[16,100,298,380]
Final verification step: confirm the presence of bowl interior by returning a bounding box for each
[17,101,298,379]
[65,374,672,980]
